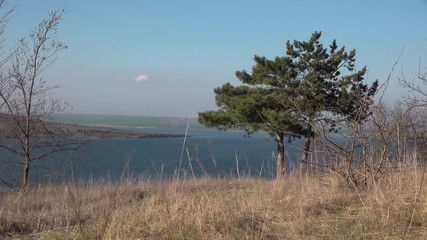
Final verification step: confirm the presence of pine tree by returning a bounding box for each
[199,32,378,178]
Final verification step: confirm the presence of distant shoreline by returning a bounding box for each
[51,122,186,140]
[50,113,203,130]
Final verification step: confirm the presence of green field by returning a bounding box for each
[51,113,204,129]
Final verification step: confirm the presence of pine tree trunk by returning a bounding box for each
[302,137,311,174]
[22,160,30,189]
[275,132,285,178]
[302,121,313,174]
[313,132,319,172]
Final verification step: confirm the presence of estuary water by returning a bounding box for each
[0,127,305,188]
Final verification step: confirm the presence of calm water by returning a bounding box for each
[0,127,305,188]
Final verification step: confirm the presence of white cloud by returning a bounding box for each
[135,75,149,83]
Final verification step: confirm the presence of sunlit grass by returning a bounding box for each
[1,167,427,239]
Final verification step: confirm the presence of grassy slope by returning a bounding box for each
[1,168,427,239]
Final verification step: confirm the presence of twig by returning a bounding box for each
[178,114,191,179]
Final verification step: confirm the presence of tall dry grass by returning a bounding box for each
[1,166,427,239]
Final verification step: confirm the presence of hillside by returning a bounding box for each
[1,169,427,239]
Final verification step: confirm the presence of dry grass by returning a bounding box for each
[1,168,427,239]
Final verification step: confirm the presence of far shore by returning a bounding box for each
[50,122,186,140]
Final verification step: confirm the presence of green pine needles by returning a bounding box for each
[198,31,378,178]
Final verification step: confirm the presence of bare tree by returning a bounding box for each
[313,96,370,188]
[0,9,79,190]
[314,73,427,189]
[400,62,427,107]
[400,60,427,159]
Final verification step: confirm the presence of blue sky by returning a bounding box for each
[6,0,427,117]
